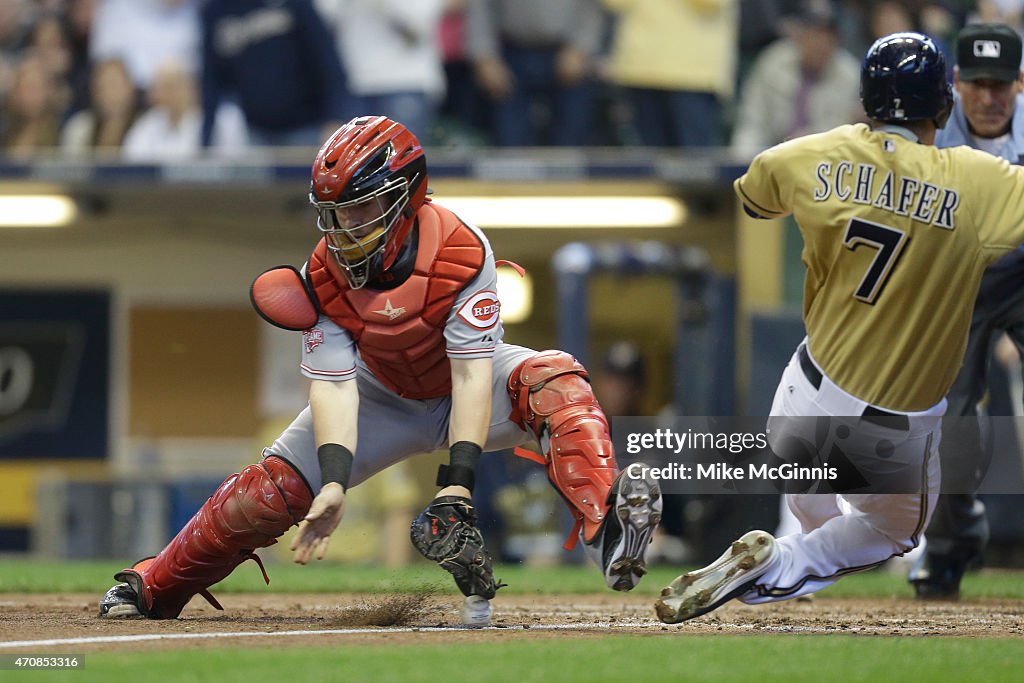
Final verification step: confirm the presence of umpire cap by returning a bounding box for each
[957,23,1023,82]
[861,32,953,126]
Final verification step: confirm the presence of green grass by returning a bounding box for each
[1,559,1022,682]
[27,636,1024,683]
[0,556,1023,599]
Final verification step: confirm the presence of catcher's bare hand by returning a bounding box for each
[291,482,346,565]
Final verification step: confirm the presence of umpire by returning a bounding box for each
[910,23,1024,599]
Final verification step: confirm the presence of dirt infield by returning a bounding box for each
[1,592,1022,652]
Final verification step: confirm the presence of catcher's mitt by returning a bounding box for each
[410,496,505,599]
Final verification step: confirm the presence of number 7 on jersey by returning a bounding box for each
[843,218,909,304]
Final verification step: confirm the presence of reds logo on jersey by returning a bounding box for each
[457,291,500,330]
[303,328,324,353]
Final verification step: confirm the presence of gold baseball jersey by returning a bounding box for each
[736,123,1024,412]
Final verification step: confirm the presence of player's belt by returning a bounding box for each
[797,345,909,430]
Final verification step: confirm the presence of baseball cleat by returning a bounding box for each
[908,549,978,601]
[594,468,663,591]
[655,530,776,623]
[98,583,143,618]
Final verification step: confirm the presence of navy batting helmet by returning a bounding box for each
[860,32,953,127]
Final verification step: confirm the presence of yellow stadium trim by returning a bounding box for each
[0,460,110,525]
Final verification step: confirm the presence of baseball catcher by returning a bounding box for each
[99,116,661,619]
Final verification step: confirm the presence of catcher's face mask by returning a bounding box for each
[311,177,410,289]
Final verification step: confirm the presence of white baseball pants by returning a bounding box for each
[741,342,942,603]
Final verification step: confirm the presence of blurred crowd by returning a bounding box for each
[0,0,1020,160]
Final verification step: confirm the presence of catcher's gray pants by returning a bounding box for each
[929,260,1024,555]
[264,343,537,491]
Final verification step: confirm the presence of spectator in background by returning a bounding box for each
[201,0,349,147]
[63,0,98,115]
[731,1,861,156]
[833,0,871,58]
[35,1,70,13]
[0,0,33,57]
[917,2,960,49]
[603,0,738,148]
[316,0,445,144]
[123,60,248,161]
[90,0,200,90]
[868,0,917,39]
[864,2,957,78]
[60,57,140,155]
[465,0,606,146]
[976,0,1024,30]
[435,0,490,147]
[1,56,65,157]
[0,0,34,100]
[833,1,962,60]
[27,14,72,91]
[737,0,801,80]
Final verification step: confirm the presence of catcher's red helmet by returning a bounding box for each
[310,116,428,288]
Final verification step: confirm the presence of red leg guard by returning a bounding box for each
[115,456,313,619]
[508,350,618,543]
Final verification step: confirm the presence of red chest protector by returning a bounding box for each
[306,202,485,399]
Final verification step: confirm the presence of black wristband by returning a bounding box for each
[436,441,482,492]
[317,443,354,492]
